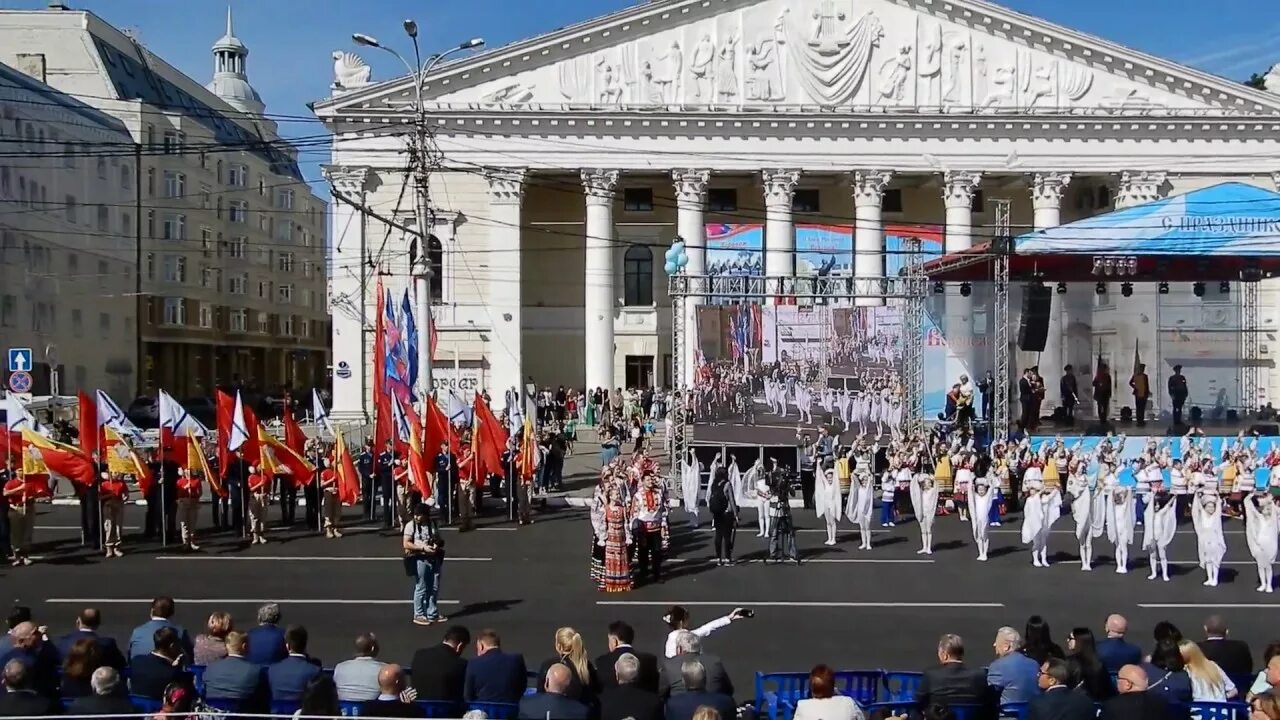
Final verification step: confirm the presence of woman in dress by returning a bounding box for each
[846,462,875,551]
[815,463,842,546]
[681,449,701,529]
[1245,490,1278,593]
[589,484,608,586]
[1107,468,1137,574]
[755,463,773,538]
[1143,482,1178,582]
[597,483,633,593]
[1068,459,1100,571]
[969,477,994,561]
[1021,472,1061,568]
[910,472,939,555]
[1192,490,1226,587]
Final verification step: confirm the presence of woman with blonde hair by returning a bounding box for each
[193,611,234,666]
[1179,638,1239,701]
[537,626,600,706]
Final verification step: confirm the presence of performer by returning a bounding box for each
[845,464,875,551]
[631,464,667,582]
[1244,491,1277,593]
[814,462,841,547]
[1142,481,1177,582]
[3,470,34,566]
[878,463,897,528]
[319,459,343,538]
[246,465,269,545]
[1068,460,1101,571]
[1107,480,1136,574]
[708,467,738,565]
[597,482,633,593]
[99,471,127,559]
[909,472,939,555]
[970,477,994,561]
[1021,473,1061,568]
[176,468,202,552]
[754,463,772,538]
[681,449,701,528]
[1192,490,1226,587]
[457,444,475,532]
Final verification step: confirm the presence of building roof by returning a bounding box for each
[0,61,130,137]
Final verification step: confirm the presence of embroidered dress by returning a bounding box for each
[600,503,633,592]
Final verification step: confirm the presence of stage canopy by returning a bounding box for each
[925,182,1280,282]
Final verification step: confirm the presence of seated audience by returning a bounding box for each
[519,663,590,720]
[464,629,528,704]
[193,611,234,666]
[66,668,140,716]
[915,634,992,714]
[0,659,60,716]
[55,608,125,670]
[267,625,322,703]
[360,664,426,718]
[333,633,386,702]
[664,659,737,720]
[600,653,663,720]
[411,625,470,705]
[202,630,269,711]
[128,627,190,700]
[793,664,865,720]
[60,636,105,698]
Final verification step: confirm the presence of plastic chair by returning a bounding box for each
[948,704,984,720]
[881,672,924,702]
[1000,701,1030,719]
[271,700,302,715]
[203,697,242,714]
[1191,700,1251,720]
[416,700,462,718]
[754,672,811,707]
[338,699,364,716]
[468,701,519,719]
[188,664,206,695]
[833,670,883,707]
[129,695,164,713]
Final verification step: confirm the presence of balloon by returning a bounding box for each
[664,246,679,261]
[677,252,689,268]
[664,261,678,275]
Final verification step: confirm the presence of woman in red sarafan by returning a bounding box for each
[598,480,633,593]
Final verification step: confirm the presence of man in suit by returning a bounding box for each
[1199,615,1253,678]
[128,627,191,699]
[1096,614,1143,675]
[0,658,60,716]
[600,653,662,720]
[596,621,660,694]
[463,629,528,704]
[332,633,387,702]
[1099,665,1179,720]
[987,627,1041,705]
[1027,657,1096,720]
[67,667,141,716]
[202,631,270,712]
[411,625,469,705]
[915,634,993,716]
[360,664,425,718]
[518,663,589,720]
[56,608,126,670]
[266,625,321,703]
[246,603,287,665]
[664,659,737,720]
[127,596,193,659]
[0,621,59,699]
[660,630,733,699]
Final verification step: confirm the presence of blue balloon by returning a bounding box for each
[664,261,678,275]
[677,252,689,268]
[664,246,679,261]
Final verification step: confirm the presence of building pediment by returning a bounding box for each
[313,0,1280,119]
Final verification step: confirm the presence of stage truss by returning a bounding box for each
[1243,279,1261,409]
[668,258,928,489]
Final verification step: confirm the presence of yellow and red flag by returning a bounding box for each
[257,424,316,488]
[333,430,360,506]
[518,418,537,483]
[23,428,95,488]
[402,399,433,501]
[188,435,223,498]
[103,426,152,495]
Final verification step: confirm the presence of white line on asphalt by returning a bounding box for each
[44,598,460,605]
[36,525,141,531]
[665,558,935,565]
[988,529,1246,535]
[153,556,492,562]
[349,525,518,532]
[1138,603,1280,609]
[596,600,1003,608]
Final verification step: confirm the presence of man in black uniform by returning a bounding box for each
[434,441,454,523]
[358,441,375,521]
[80,461,104,551]
[303,446,321,531]
[377,441,396,530]
[224,449,249,537]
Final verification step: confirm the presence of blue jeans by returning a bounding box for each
[413,558,442,620]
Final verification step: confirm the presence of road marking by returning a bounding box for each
[153,556,492,562]
[1139,604,1280,609]
[349,525,518,532]
[666,558,935,565]
[36,525,141,531]
[44,598,461,605]
[988,529,1246,535]
[597,601,1003,608]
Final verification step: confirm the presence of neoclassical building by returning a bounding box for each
[313,0,1280,421]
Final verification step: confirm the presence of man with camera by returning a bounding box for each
[765,462,800,564]
[402,503,446,627]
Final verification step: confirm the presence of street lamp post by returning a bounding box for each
[352,25,483,423]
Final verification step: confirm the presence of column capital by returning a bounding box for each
[581,168,620,205]
[851,170,894,208]
[1116,171,1168,206]
[322,164,372,196]
[1030,172,1073,210]
[487,168,528,206]
[672,169,711,208]
[761,169,801,208]
[942,171,983,208]
[1272,171,1280,191]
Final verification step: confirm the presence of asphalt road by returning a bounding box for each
[6,502,1277,698]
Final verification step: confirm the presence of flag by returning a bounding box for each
[104,425,153,495]
[2,395,43,435]
[159,390,207,454]
[401,289,419,401]
[95,390,143,442]
[257,424,316,488]
[373,277,392,477]
[447,389,472,425]
[188,435,223,498]
[471,394,509,480]
[402,400,433,501]
[311,389,333,436]
[282,406,316,489]
[216,389,259,475]
[333,430,360,506]
[78,390,98,457]
[23,427,95,488]
[215,389,235,480]
[1133,337,1141,376]
[517,418,537,482]
[228,391,250,452]
[425,397,456,461]
[18,443,52,498]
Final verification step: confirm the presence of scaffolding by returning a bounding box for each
[992,200,1012,437]
[1243,278,1261,409]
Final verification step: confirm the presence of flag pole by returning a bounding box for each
[158,432,168,548]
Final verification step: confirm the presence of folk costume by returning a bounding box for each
[814,465,842,546]
[969,477,995,561]
[1142,487,1177,582]
[1192,491,1226,587]
[1244,492,1278,593]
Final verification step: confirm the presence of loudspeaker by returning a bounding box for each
[1017,284,1052,352]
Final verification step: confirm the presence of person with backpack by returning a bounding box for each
[708,467,738,566]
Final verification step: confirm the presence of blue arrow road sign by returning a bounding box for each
[7,348,32,373]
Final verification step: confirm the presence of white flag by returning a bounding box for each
[311,389,334,436]
[1,395,45,436]
[447,389,471,425]
[158,389,207,438]
[227,390,250,452]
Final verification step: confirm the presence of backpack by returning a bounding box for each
[709,481,730,515]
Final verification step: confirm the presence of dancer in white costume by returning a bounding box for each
[727,456,743,510]
[910,472,939,555]
[681,449,702,528]
[845,470,875,550]
[1192,490,1226,587]
[754,467,773,538]
[969,477,995,561]
[1106,483,1136,574]
[1068,460,1103,571]
[1142,486,1177,582]
[814,464,842,546]
[1244,491,1278,593]
[1021,475,1061,568]
[739,457,763,511]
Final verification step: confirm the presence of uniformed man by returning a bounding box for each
[277,466,297,528]
[176,467,202,552]
[319,457,343,538]
[80,463,102,551]
[100,470,127,558]
[247,465,269,544]
[207,447,227,530]
[224,449,248,537]
[303,439,322,531]
[457,446,475,532]
[377,441,396,530]
[434,441,455,522]
[4,469,34,566]
[358,441,375,521]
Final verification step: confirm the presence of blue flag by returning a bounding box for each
[401,289,419,402]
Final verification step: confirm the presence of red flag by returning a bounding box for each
[401,400,433,501]
[77,391,99,458]
[0,426,23,467]
[283,405,307,455]
[258,424,316,489]
[470,395,508,480]
[333,430,360,506]
[240,402,262,468]
[188,435,223,498]
[373,277,391,475]
[424,400,454,461]
[215,389,234,480]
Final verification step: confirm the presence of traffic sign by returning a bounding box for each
[7,370,32,393]
[7,348,32,373]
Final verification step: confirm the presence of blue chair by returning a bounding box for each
[1191,700,1251,720]
[468,701,519,719]
[203,697,241,713]
[1000,701,1030,719]
[1228,674,1256,696]
[881,672,924,702]
[833,670,883,707]
[271,700,302,715]
[867,701,915,717]
[338,699,364,716]
[755,672,811,707]
[416,700,462,717]
[60,698,76,709]
[129,695,165,713]
[948,704,985,720]
[189,664,207,695]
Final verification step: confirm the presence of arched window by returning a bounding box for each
[623,245,653,306]
[428,234,444,304]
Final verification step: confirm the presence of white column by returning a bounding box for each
[322,165,370,421]
[762,169,801,278]
[852,170,893,307]
[673,169,709,388]
[942,171,982,374]
[1031,172,1072,409]
[582,168,620,391]
[487,169,527,400]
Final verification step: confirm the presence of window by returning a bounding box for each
[163,297,185,325]
[96,205,109,232]
[216,160,223,184]
[228,200,247,223]
[200,184,211,209]
[97,260,108,288]
[147,167,155,196]
[971,189,985,213]
[67,253,78,275]
[71,308,83,336]
[162,214,186,241]
[258,178,266,197]
[201,227,213,255]
[302,260,314,278]
[96,156,107,180]
[428,235,443,303]
[229,274,247,295]
[299,319,310,338]
[162,255,186,283]
[120,164,132,189]
[201,267,218,289]
[216,198,223,219]
[623,246,653,306]
[228,164,247,187]
[623,188,653,212]
[64,195,77,223]
[228,236,246,258]
[146,210,155,238]
[276,219,292,243]
[791,189,820,213]
[301,289,314,310]
[145,124,154,147]
[145,252,155,280]
[708,188,737,212]
[277,189,294,209]
[256,311,269,333]
[198,303,213,329]
[257,280,270,299]
[281,315,295,335]
[98,312,110,338]
[120,211,132,235]
[277,252,295,273]
[229,309,247,332]
[624,355,655,389]
[63,143,75,169]
[277,284,293,303]
[162,130,183,154]
[882,188,904,213]
[163,171,185,198]
[0,166,9,196]
[0,295,14,327]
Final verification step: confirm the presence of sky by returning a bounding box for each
[4,0,1278,191]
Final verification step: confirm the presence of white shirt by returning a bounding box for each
[664,615,733,658]
[793,696,865,720]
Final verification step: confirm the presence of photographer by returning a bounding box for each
[767,464,800,564]
[402,503,446,626]
[662,606,752,659]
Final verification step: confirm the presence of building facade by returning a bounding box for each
[314,0,1280,422]
[0,61,137,398]
[0,6,330,401]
